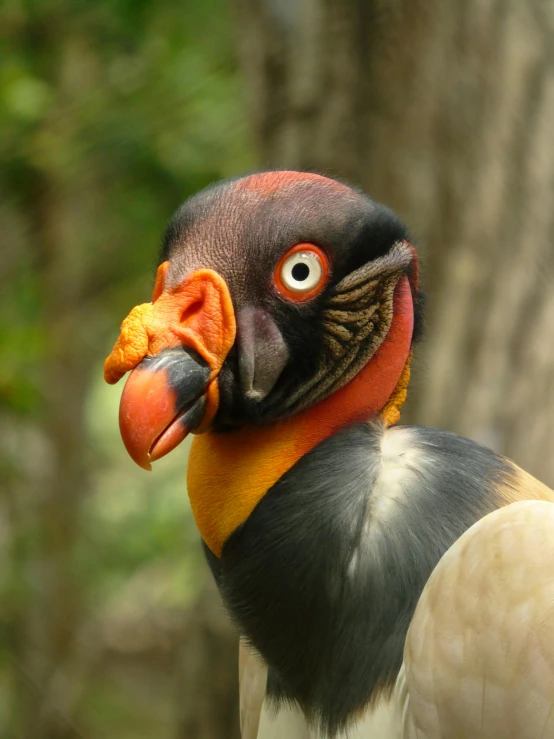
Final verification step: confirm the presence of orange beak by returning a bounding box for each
[104,264,236,470]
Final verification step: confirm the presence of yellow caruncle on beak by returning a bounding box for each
[104,262,236,469]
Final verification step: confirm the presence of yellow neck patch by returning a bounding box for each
[188,353,411,557]
[187,279,414,557]
[381,350,412,426]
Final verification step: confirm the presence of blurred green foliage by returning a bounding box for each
[0,0,249,735]
[0,0,249,413]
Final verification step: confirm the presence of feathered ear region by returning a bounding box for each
[404,241,419,295]
[403,241,425,344]
[281,240,415,415]
[380,240,419,425]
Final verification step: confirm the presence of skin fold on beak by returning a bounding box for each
[104,265,236,470]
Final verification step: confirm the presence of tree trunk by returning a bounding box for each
[232,0,554,485]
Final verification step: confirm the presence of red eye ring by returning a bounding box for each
[273,243,330,303]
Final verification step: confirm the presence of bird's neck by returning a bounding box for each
[187,277,414,557]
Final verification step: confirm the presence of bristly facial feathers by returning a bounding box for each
[281,241,414,414]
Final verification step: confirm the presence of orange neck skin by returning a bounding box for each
[187,276,414,557]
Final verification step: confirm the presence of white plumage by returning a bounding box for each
[241,499,554,738]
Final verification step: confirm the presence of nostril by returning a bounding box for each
[181,300,203,324]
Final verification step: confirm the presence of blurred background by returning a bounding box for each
[1,1,553,737]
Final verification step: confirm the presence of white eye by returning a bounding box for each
[279,251,324,293]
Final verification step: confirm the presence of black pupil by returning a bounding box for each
[291,262,310,282]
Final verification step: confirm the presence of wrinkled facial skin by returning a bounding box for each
[159,173,412,428]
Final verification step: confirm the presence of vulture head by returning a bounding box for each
[105,171,422,555]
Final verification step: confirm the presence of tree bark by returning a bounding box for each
[232,0,554,485]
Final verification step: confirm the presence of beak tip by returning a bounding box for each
[120,435,153,471]
[117,350,207,470]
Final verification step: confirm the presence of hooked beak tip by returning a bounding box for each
[118,348,210,469]
[136,451,152,472]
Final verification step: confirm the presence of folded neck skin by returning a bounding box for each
[187,276,414,558]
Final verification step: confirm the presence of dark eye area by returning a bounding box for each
[291,262,310,282]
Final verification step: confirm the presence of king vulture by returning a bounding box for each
[104,171,554,739]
